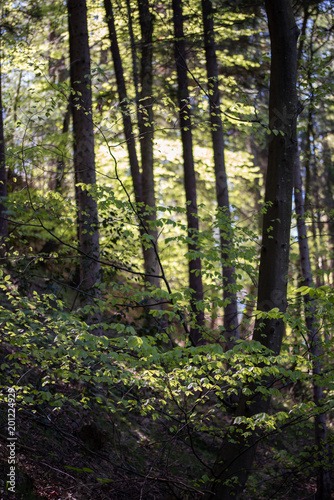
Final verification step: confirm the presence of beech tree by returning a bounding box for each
[208,1,300,497]
[104,0,164,294]
[68,0,102,322]
[201,0,239,349]
[137,0,161,291]
[104,0,142,207]
[172,0,205,346]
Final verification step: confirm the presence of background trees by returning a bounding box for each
[0,0,333,499]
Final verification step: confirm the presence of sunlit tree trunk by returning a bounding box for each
[126,0,141,128]
[137,0,160,290]
[201,0,239,350]
[68,0,102,326]
[173,0,204,346]
[208,1,299,497]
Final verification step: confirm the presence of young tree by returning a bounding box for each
[68,0,102,324]
[208,1,299,497]
[173,0,205,346]
[201,0,239,349]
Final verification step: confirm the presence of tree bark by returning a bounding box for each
[68,0,102,325]
[54,103,70,192]
[208,1,299,497]
[201,0,239,350]
[104,0,143,205]
[137,0,160,291]
[173,0,204,346]
[321,136,334,285]
[126,0,141,128]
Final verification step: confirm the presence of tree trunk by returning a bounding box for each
[104,0,165,329]
[201,0,239,350]
[295,148,332,500]
[54,103,70,192]
[68,0,102,326]
[137,0,160,290]
[104,0,143,205]
[208,1,299,497]
[321,136,334,285]
[126,0,141,128]
[173,0,204,346]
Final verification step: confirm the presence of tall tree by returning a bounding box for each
[201,0,239,350]
[104,0,166,329]
[104,0,143,206]
[208,1,299,497]
[68,0,102,324]
[137,0,160,290]
[173,0,205,346]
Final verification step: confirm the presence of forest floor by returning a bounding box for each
[0,322,333,500]
[0,395,333,500]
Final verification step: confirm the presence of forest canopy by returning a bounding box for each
[0,0,334,498]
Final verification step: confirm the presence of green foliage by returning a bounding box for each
[1,268,333,459]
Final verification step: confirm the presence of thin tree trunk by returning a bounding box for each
[104,0,143,204]
[126,0,141,128]
[321,136,334,285]
[208,2,299,497]
[13,70,22,125]
[173,0,204,346]
[104,0,166,331]
[201,0,239,350]
[294,151,332,500]
[68,0,102,326]
[54,103,70,192]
